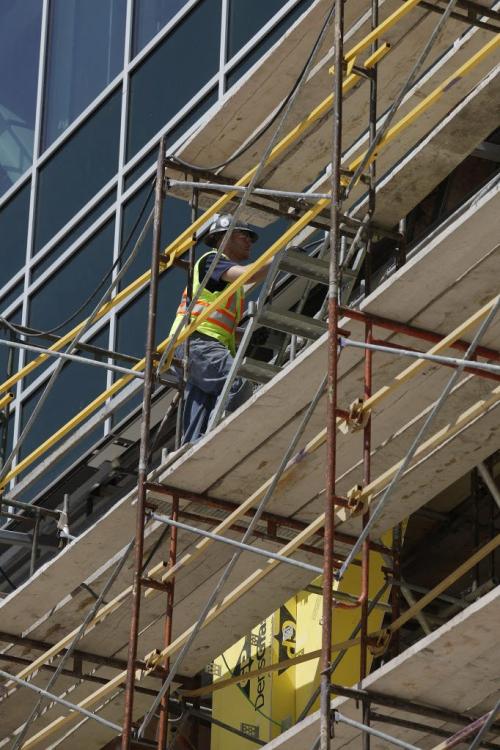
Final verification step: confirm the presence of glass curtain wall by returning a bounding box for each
[0,0,43,194]
[0,0,311,495]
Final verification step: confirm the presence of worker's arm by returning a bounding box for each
[221,259,272,285]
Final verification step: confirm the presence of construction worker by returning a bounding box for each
[170,213,271,445]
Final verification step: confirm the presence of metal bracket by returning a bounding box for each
[338,398,370,434]
[368,630,391,657]
[143,648,161,670]
[346,484,369,515]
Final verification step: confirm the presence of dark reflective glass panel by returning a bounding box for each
[133,0,190,54]
[19,327,109,500]
[0,283,23,319]
[0,182,30,289]
[35,89,121,252]
[227,0,286,59]
[0,308,21,393]
[31,188,116,282]
[124,87,217,192]
[0,0,42,196]
[226,0,314,87]
[127,0,221,159]
[29,219,115,338]
[43,0,126,147]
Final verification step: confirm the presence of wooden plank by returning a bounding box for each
[355,65,500,226]
[1,178,499,744]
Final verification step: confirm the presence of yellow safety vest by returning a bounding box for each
[169,251,244,356]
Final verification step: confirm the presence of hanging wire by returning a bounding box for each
[169,6,335,175]
[0,181,157,487]
[155,0,337,380]
[0,180,155,339]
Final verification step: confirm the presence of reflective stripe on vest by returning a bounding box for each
[171,251,244,354]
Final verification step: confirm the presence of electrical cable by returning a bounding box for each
[0,180,155,339]
[0,187,156,488]
[138,11,338,729]
[0,561,16,590]
[169,5,335,174]
[155,1,336,380]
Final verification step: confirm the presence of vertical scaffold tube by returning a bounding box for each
[121,136,166,749]
[157,494,179,749]
[321,2,344,749]
[361,321,373,750]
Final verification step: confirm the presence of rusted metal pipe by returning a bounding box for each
[144,483,389,549]
[360,322,372,692]
[338,306,500,363]
[121,137,166,750]
[321,1,344,747]
[157,495,179,749]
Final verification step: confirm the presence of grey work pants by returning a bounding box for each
[176,336,252,444]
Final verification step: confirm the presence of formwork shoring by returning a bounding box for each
[0,1,499,749]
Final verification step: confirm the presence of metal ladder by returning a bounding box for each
[207,237,351,431]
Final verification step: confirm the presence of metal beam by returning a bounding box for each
[0,528,59,550]
[0,668,122,734]
[330,684,500,734]
[150,512,324,575]
[334,711,421,750]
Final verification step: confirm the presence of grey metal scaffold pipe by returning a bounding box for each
[166,178,331,203]
[335,298,500,582]
[150,512,324,575]
[0,338,148,381]
[339,337,500,375]
[0,669,122,734]
[335,711,422,749]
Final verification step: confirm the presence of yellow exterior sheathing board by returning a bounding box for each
[211,599,297,747]
[211,537,391,747]
[295,543,389,716]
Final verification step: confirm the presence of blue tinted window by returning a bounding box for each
[0,308,22,395]
[0,0,42,195]
[31,189,116,281]
[127,0,221,159]
[19,326,109,499]
[133,0,190,54]
[117,187,188,356]
[43,0,126,148]
[227,0,286,59]
[35,89,121,252]
[0,182,30,288]
[0,283,23,318]
[29,220,115,337]
[124,87,217,191]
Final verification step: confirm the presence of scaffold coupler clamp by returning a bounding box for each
[328,56,356,78]
[339,397,370,434]
[346,484,369,516]
[144,647,162,673]
[368,629,391,657]
[57,494,73,545]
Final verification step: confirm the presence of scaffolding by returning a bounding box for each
[0,1,499,749]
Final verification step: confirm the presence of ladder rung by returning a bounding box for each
[279,249,329,285]
[260,307,327,340]
[239,358,281,384]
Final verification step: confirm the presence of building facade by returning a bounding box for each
[0,0,315,496]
